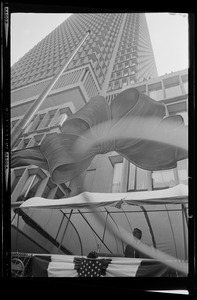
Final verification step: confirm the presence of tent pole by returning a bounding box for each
[181,204,188,260]
[182,204,188,226]
[11,30,91,149]
[54,211,65,242]
[78,210,113,253]
[120,158,129,192]
[134,166,137,191]
[104,207,124,253]
[63,212,84,256]
[102,212,109,243]
[140,206,157,249]
[57,209,73,254]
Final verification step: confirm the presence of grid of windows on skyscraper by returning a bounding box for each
[107,14,138,92]
[11,13,124,90]
[106,13,157,93]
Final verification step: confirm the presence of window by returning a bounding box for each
[152,169,177,190]
[177,159,188,185]
[107,82,113,92]
[19,174,42,200]
[112,162,123,193]
[11,168,26,194]
[124,61,129,68]
[130,79,135,85]
[113,80,120,90]
[165,85,182,98]
[116,71,122,79]
[167,101,187,115]
[136,167,148,191]
[110,73,116,80]
[17,138,31,150]
[183,81,188,94]
[181,74,188,94]
[149,89,164,101]
[34,134,45,145]
[83,169,96,192]
[33,114,45,131]
[118,63,123,70]
[58,112,68,126]
[122,78,128,88]
[123,69,129,77]
[129,69,135,76]
[127,163,136,191]
[148,82,164,101]
[11,168,48,203]
[43,110,57,128]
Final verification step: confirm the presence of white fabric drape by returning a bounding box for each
[19,184,188,210]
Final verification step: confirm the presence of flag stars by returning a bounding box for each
[76,258,109,277]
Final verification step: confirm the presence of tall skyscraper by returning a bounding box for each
[10,13,188,258]
[11,13,158,116]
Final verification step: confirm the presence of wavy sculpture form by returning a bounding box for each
[11,88,188,184]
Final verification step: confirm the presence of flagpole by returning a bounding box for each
[11,30,91,149]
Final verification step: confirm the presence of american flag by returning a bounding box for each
[74,257,112,277]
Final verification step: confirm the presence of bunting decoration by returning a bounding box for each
[11,88,188,184]
[18,254,184,277]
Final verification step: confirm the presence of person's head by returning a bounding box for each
[133,228,142,240]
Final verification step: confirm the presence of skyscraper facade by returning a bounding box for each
[10,13,188,256]
[11,13,158,115]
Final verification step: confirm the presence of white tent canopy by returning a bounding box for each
[19,183,188,209]
[13,184,188,261]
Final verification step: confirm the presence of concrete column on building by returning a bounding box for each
[35,176,49,197]
[173,167,180,185]
[179,74,186,95]
[80,67,89,83]
[47,186,58,199]
[186,97,188,113]
[164,99,170,117]
[146,170,153,191]
[22,174,37,197]
[145,82,148,95]
[186,158,188,172]
[11,168,29,203]
[120,158,129,192]
[11,169,16,187]
[161,79,166,100]
[48,109,60,127]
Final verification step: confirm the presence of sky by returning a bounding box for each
[10,12,188,76]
